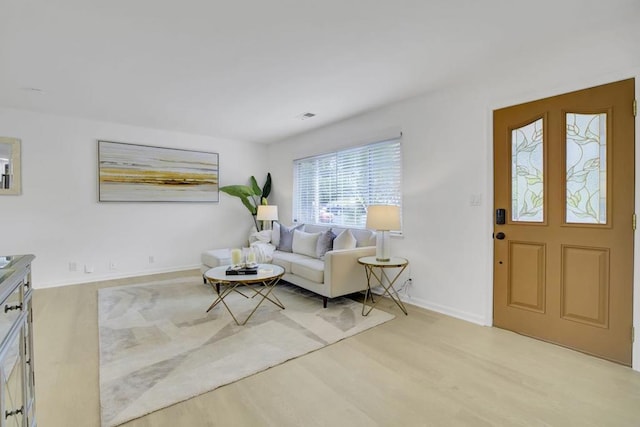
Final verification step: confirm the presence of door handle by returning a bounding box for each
[495,232,506,240]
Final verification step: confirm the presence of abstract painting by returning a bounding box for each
[98,140,219,202]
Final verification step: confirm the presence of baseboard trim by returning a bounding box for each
[35,264,201,289]
[399,294,487,326]
[367,285,487,326]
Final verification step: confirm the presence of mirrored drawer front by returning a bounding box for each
[0,281,23,342]
[2,325,24,427]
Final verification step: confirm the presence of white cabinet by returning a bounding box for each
[0,255,35,427]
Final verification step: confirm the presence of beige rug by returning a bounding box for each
[98,276,394,426]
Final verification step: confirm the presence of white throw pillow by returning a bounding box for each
[292,230,322,258]
[365,230,377,247]
[333,229,357,250]
[271,222,281,247]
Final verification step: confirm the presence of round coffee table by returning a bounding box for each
[204,264,285,325]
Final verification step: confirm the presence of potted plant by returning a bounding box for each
[220,173,272,230]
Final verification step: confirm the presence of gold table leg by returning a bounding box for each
[362,264,408,316]
[206,277,285,326]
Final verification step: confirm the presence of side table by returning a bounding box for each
[358,256,409,316]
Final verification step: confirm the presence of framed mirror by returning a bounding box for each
[0,137,21,195]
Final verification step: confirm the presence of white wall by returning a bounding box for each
[268,29,640,369]
[268,89,494,325]
[0,108,266,287]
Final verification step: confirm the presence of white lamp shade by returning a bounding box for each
[366,205,400,231]
[256,205,279,221]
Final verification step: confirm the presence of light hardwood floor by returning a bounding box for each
[33,270,640,427]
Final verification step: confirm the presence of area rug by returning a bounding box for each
[98,276,394,426]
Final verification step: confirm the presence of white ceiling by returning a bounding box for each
[1,0,638,144]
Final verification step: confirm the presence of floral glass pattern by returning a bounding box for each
[566,113,607,224]
[511,118,544,222]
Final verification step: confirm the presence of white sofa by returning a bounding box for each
[201,223,376,307]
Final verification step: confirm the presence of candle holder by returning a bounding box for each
[230,248,243,267]
[245,247,257,267]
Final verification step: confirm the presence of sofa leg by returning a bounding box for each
[323,296,328,308]
[203,276,221,294]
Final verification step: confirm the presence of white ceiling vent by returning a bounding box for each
[296,112,316,120]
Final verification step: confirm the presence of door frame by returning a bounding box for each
[485,75,640,371]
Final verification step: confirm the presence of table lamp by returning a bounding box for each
[366,205,400,262]
[256,205,278,230]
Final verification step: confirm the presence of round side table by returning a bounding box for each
[358,256,409,316]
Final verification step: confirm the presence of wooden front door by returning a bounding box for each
[493,79,635,365]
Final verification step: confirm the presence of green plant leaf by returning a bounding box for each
[249,176,262,195]
[262,172,272,199]
[240,196,257,215]
[220,185,256,198]
[220,173,272,229]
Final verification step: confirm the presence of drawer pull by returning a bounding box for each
[4,304,22,313]
[5,406,23,419]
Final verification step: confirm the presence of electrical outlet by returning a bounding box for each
[84,264,94,273]
[148,255,155,264]
[68,262,77,272]
[109,261,117,270]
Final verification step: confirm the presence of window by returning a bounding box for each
[565,112,607,224]
[293,138,402,229]
[511,118,544,222]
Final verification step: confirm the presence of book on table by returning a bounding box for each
[225,266,258,275]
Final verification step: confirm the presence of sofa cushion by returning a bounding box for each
[277,223,304,252]
[333,229,357,250]
[201,248,231,268]
[292,230,321,258]
[316,229,336,259]
[271,250,309,273]
[291,258,325,283]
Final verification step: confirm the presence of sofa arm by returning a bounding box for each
[323,246,376,297]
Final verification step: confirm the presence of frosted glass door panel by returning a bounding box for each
[511,118,544,222]
[566,113,607,224]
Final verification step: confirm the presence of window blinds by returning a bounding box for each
[293,138,402,229]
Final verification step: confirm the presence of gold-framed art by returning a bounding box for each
[98,140,219,202]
